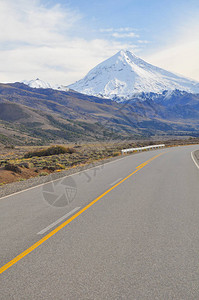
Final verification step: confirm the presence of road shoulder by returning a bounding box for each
[0,154,126,199]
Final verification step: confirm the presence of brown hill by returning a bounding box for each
[0,83,198,145]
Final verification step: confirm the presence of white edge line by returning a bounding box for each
[110,178,123,186]
[37,207,81,235]
[0,147,167,201]
[191,151,199,169]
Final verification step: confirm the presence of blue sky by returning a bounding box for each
[47,0,199,51]
[0,0,198,84]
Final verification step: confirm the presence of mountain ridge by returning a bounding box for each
[0,82,198,145]
[22,78,69,92]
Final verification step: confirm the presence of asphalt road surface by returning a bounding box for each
[0,145,199,299]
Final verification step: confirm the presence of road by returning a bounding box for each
[0,145,199,299]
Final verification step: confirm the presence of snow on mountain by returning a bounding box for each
[23,78,52,89]
[53,84,69,92]
[68,50,199,100]
[22,78,69,92]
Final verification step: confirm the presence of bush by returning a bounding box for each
[39,172,48,176]
[4,163,22,173]
[112,152,120,157]
[18,162,31,169]
[4,145,15,149]
[24,146,76,158]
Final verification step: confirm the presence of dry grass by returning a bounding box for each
[0,138,198,185]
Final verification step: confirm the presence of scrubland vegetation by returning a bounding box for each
[0,138,198,185]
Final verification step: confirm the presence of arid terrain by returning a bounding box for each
[0,138,198,186]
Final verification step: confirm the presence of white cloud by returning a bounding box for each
[99,27,136,33]
[0,0,79,46]
[112,32,139,38]
[117,27,136,32]
[99,28,114,33]
[99,27,140,41]
[0,0,139,85]
[0,40,137,84]
[137,40,149,44]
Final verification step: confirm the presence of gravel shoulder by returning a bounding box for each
[0,155,125,199]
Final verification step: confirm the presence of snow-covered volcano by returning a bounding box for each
[68,50,199,100]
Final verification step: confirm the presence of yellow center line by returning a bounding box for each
[0,152,164,275]
[136,155,160,169]
[136,162,148,169]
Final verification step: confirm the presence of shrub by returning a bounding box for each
[4,163,22,173]
[4,145,15,149]
[112,152,120,157]
[39,172,48,176]
[56,163,65,169]
[18,162,31,169]
[24,146,76,158]
[18,178,25,181]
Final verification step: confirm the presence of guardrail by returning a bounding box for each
[121,144,165,154]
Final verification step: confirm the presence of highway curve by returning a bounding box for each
[0,145,199,299]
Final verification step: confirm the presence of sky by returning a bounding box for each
[0,0,199,85]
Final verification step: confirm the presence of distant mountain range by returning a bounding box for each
[0,82,198,145]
